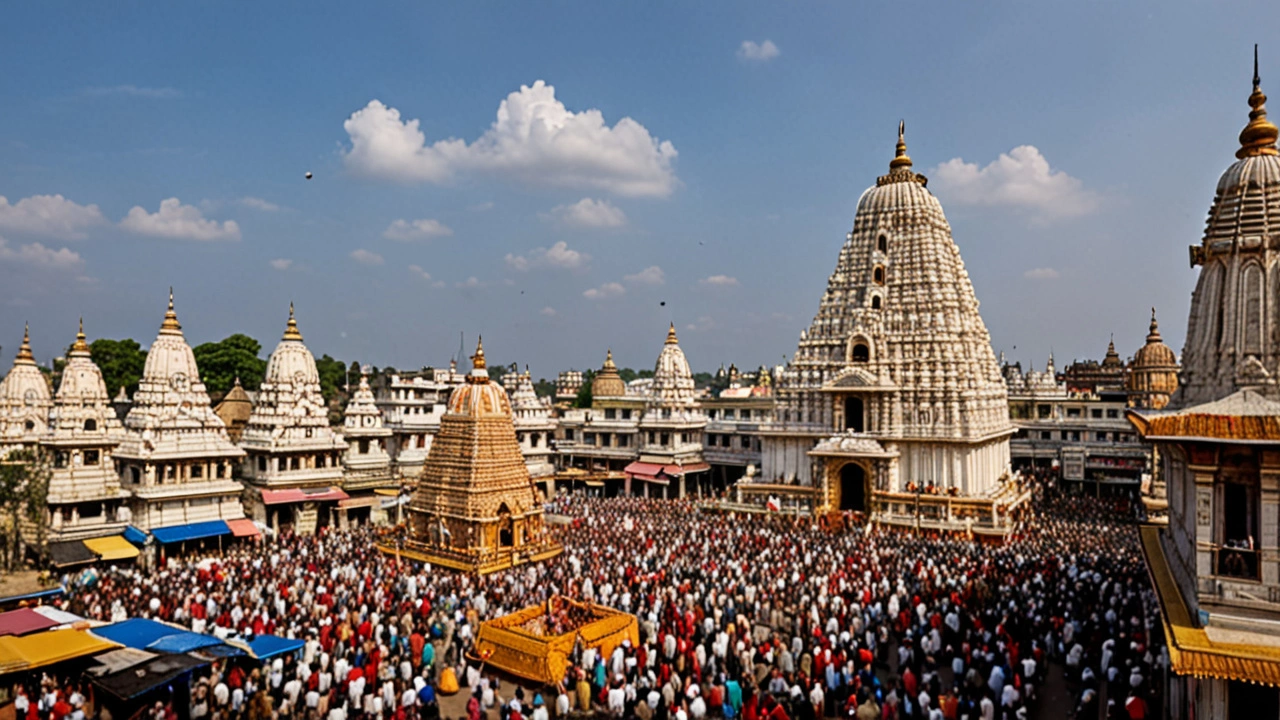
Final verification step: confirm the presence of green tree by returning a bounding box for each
[193,334,267,396]
[0,447,52,571]
[618,367,638,384]
[314,354,348,404]
[573,369,596,408]
[534,378,555,397]
[637,369,654,379]
[90,338,147,396]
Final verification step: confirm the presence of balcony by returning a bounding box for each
[1214,545,1261,582]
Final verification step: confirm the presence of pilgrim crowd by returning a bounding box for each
[15,480,1160,720]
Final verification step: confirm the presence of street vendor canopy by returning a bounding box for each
[261,487,348,505]
[82,535,140,561]
[150,520,230,544]
[0,608,59,637]
[0,628,118,674]
[91,652,207,700]
[248,634,305,659]
[47,540,97,568]
[225,518,261,538]
[92,618,221,653]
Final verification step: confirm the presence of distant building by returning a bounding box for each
[340,368,396,524]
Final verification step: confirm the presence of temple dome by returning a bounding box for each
[0,324,52,409]
[1129,309,1179,409]
[591,349,627,398]
[56,320,110,403]
[138,289,204,392]
[263,303,321,386]
[649,324,696,406]
[447,338,514,417]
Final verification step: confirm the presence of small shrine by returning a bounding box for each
[395,338,562,574]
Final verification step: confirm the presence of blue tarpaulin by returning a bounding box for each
[149,521,230,544]
[93,618,237,655]
[122,526,148,546]
[146,632,224,654]
[248,634,304,660]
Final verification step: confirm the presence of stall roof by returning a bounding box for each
[247,634,305,659]
[85,648,157,677]
[92,618,225,654]
[0,608,59,637]
[261,487,349,505]
[150,520,230,544]
[91,653,207,700]
[0,629,119,674]
[82,535,140,561]
[225,518,260,538]
[31,606,84,626]
[122,526,148,546]
[0,587,64,611]
[47,540,97,568]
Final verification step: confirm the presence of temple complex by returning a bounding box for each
[115,291,247,532]
[239,305,349,534]
[1133,49,1280,712]
[340,368,397,524]
[625,325,708,497]
[757,123,1022,532]
[42,320,131,542]
[375,369,455,480]
[507,368,557,488]
[399,339,561,574]
[0,325,53,457]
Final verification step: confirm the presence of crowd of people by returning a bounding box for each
[15,481,1160,720]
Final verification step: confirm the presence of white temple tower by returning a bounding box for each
[43,320,131,541]
[239,304,349,534]
[341,367,396,524]
[117,290,247,531]
[0,324,53,457]
[627,324,708,497]
[760,124,1018,527]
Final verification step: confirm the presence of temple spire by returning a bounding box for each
[15,322,34,364]
[467,336,488,384]
[890,120,913,171]
[666,322,679,345]
[160,287,182,332]
[1147,307,1164,343]
[282,301,303,341]
[1238,44,1280,158]
[71,317,90,354]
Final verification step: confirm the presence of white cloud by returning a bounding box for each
[738,40,780,62]
[505,241,590,271]
[1023,267,1060,280]
[342,81,678,197]
[383,218,454,241]
[120,198,241,241]
[583,282,625,299]
[624,265,665,286]
[350,249,384,265]
[469,201,495,212]
[269,258,293,271]
[540,306,557,317]
[82,85,182,99]
[0,236,83,270]
[408,264,433,281]
[0,194,107,239]
[685,315,716,332]
[240,197,280,212]
[930,146,1099,220]
[456,276,482,289]
[700,274,739,287]
[545,198,627,228]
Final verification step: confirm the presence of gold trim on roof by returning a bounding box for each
[665,323,678,345]
[1239,44,1280,159]
[70,317,90,355]
[160,287,182,332]
[1140,525,1280,686]
[468,335,488,383]
[1128,410,1280,442]
[282,301,303,341]
[14,322,34,365]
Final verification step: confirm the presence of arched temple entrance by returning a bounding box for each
[497,504,514,547]
[844,396,865,433]
[839,463,867,512]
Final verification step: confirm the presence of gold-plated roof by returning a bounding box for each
[665,323,679,345]
[877,120,928,187]
[70,317,90,355]
[889,120,912,170]
[1239,45,1280,159]
[160,287,182,332]
[468,336,488,383]
[603,348,617,370]
[14,322,35,365]
[282,302,303,341]
[592,348,627,398]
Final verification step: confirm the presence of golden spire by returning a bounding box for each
[1239,44,1280,159]
[1147,307,1163,343]
[889,119,913,171]
[467,335,488,384]
[282,301,303,341]
[70,317,90,354]
[665,322,679,345]
[14,322,34,364]
[160,287,182,332]
[603,348,617,370]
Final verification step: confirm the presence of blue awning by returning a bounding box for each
[147,632,224,654]
[92,618,228,654]
[122,526,148,546]
[247,634,305,660]
[149,520,230,544]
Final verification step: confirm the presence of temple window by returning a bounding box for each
[661,433,670,445]
[873,266,885,285]
[605,408,616,419]
[84,449,100,466]
[1091,408,1103,419]
[878,234,887,253]
[191,464,202,479]
[1040,431,1051,440]
[564,429,575,441]
[1106,409,1119,419]
[852,343,870,363]
[84,418,97,431]
[359,439,370,455]
[1096,432,1107,442]
[619,435,630,447]
[622,409,632,420]
[216,464,225,479]
[131,467,141,484]
[531,433,541,447]
[278,458,287,472]
[871,296,881,309]
[259,456,268,471]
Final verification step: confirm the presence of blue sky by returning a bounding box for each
[0,1,1275,378]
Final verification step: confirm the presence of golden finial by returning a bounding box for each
[1239,44,1280,158]
[1148,307,1163,343]
[15,322,34,364]
[471,336,487,370]
[603,348,617,369]
[70,317,90,354]
[665,322,679,345]
[889,119,913,171]
[282,301,303,341]
[160,287,182,332]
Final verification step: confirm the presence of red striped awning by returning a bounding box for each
[225,518,261,538]
[261,487,350,505]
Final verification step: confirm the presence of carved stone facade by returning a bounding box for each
[404,340,561,574]
[761,124,1014,519]
[116,291,247,531]
[43,321,130,541]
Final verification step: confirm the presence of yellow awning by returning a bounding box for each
[373,488,400,496]
[82,535,140,561]
[0,629,119,673]
[1141,525,1280,686]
